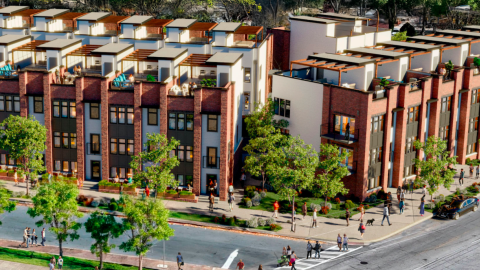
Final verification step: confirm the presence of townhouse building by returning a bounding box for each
[0,6,273,201]
[271,13,480,200]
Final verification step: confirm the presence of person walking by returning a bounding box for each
[209,194,214,212]
[396,185,402,201]
[345,209,350,226]
[420,195,425,216]
[422,185,427,196]
[26,227,31,248]
[306,241,312,259]
[358,205,365,221]
[302,202,308,220]
[358,219,365,238]
[312,208,318,228]
[387,192,393,202]
[342,234,349,251]
[228,182,234,193]
[31,229,37,247]
[50,256,56,265]
[145,185,150,197]
[19,227,28,248]
[409,179,414,194]
[337,234,342,251]
[228,192,235,212]
[459,169,465,186]
[286,246,292,260]
[313,241,321,259]
[57,256,63,269]
[240,173,246,189]
[282,247,287,256]
[399,199,405,215]
[49,261,55,270]
[41,228,46,246]
[236,259,245,270]
[177,252,184,270]
[381,204,392,226]
[470,164,474,178]
[273,200,280,218]
[476,165,479,179]
[14,170,18,186]
[290,251,298,270]
[258,265,263,270]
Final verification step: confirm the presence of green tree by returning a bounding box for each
[27,181,83,256]
[0,115,47,195]
[268,136,318,231]
[85,211,125,269]
[414,136,457,200]
[312,143,350,207]
[119,196,175,270]
[129,133,180,197]
[0,188,16,225]
[370,0,399,29]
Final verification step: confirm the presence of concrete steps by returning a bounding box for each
[198,195,219,204]
[81,180,98,191]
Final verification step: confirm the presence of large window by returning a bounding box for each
[273,97,290,118]
[339,147,354,169]
[405,136,418,154]
[54,132,61,148]
[175,174,193,187]
[110,138,134,155]
[334,114,355,137]
[54,132,76,149]
[0,95,20,113]
[371,115,384,133]
[208,115,218,132]
[467,142,478,154]
[369,147,382,165]
[473,89,480,104]
[34,97,43,113]
[91,134,100,154]
[0,154,15,165]
[244,93,250,111]
[54,160,77,173]
[404,164,415,178]
[148,108,157,125]
[169,112,194,131]
[440,125,450,141]
[207,147,217,167]
[469,117,479,132]
[407,106,419,123]
[110,106,133,124]
[441,96,452,113]
[368,175,381,190]
[244,68,251,82]
[90,103,99,119]
[53,101,75,118]
[110,167,133,178]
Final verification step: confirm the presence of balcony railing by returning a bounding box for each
[87,143,101,155]
[203,156,219,169]
[320,123,359,144]
[340,161,357,175]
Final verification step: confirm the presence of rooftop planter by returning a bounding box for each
[444,60,454,81]
[474,57,480,75]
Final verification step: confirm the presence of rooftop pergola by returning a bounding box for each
[141,19,173,40]
[121,49,157,72]
[12,40,49,65]
[66,44,103,69]
[178,54,214,79]
[187,22,217,44]
[234,26,263,47]
[97,15,130,35]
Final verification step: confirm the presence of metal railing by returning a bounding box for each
[203,156,220,169]
[320,123,359,143]
[87,143,101,155]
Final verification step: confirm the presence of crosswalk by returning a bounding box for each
[274,245,363,269]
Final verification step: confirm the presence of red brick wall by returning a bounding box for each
[51,85,76,99]
[19,72,27,118]
[100,79,110,180]
[167,96,194,111]
[83,77,102,101]
[267,27,290,71]
[193,88,202,196]
[0,80,20,94]
[75,77,85,180]
[141,82,161,107]
[134,82,142,157]
[108,91,134,105]
[201,88,222,112]
[43,73,53,173]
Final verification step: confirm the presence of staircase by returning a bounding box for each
[81,180,99,191]
[198,195,219,204]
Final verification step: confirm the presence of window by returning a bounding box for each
[118,139,126,155]
[110,138,117,154]
[404,164,415,178]
[118,108,125,124]
[127,140,134,155]
[371,115,385,133]
[90,103,99,119]
[61,102,68,118]
[5,96,12,112]
[111,167,117,178]
[148,108,157,125]
[186,146,193,162]
[368,175,381,189]
[169,113,176,130]
[111,167,131,178]
[469,117,479,132]
[369,147,382,165]
[34,97,43,113]
[407,106,419,123]
[334,114,355,137]
[55,160,61,171]
[53,101,60,117]
[177,175,185,186]
[69,102,76,118]
[339,147,354,169]
[473,89,480,104]
[186,114,194,131]
[440,125,450,141]
[62,132,69,148]
[441,96,452,113]
[244,93,250,111]
[467,142,478,154]
[54,132,61,148]
[244,67,251,82]
[62,161,69,172]
[127,108,134,124]
[70,133,77,149]
[208,115,218,132]
[110,107,117,123]
[185,175,193,187]
[207,147,217,167]
[91,134,100,153]
[13,96,20,112]
[405,136,417,153]
[177,113,185,130]
[0,96,4,111]
[273,97,291,118]
[71,161,77,173]
[176,145,185,161]
[0,154,5,165]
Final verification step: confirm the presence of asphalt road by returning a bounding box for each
[318,206,480,270]
[0,206,309,269]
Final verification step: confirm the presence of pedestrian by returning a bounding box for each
[312,208,317,228]
[31,229,37,246]
[214,180,218,195]
[236,259,245,270]
[396,185,402,201]
[26,227,31,248]
[282,246,287,256]
[290,251,298,270]
[273,200,280,218]
[343,234,349,251]
[313,241,321,259]
[14,170,18,186]
[57,256,63,269]
[302,202,308,220]
[409,180,414,194]
[420,195,425,216]
[286,245,292,259]
[49,261,55,270]
[209,194,214,212]
[399,199,405,215]
[381,204,392,226]
[387,192,393,202]
[228,192,235,212]
[177,252,183,270]
[145,185,150,197]
[19,227,28,248]
[477,165,480,179]
[41,228,46,246]
[402,181,408,194]
[240,173,246,188]
[50,256,56,265]
[358,219,365,238]
[345,208,350,226]
[337,234,342,251]
[470,164,474,177]
[306,241,312,259]
[228,182,234,193]
[459,168,465,186]
[358,205,365,221]
[422,185,427,196]
[400,189,405,201]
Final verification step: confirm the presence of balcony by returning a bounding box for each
[111,80,133,91]
[341,161,357,175]
[203,156,219,169]
[87,143,101,155]
[320,123,359,144]
[409,78,422,92]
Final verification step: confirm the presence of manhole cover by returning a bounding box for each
[360,262,368,265]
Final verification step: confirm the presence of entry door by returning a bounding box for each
[91,161,101,180]
[206,174,217,195]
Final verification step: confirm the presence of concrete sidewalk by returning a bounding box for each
[2,164,476,244]
[0,260,48,269]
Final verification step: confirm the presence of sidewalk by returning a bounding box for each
[2,164,476,244]
[0,260,48,270]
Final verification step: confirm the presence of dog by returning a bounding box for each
[366,219,375,226]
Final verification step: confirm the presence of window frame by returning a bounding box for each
[207,147,217,167]
[207,115,218,132]
[186,114,194,131]
[90,103,100,119]
[110,138,118,154]
[244,67,251,82]
[147,108,158,125]
[273,97,291,118]
[70,133,77,149]
[91,134,100,154]
[127,139,134,156]
[168,113,176,130]
[34,96,43,113]
[54,132,61,148]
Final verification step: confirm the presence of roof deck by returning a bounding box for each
[76,12,111,22]
[0,6,28,15]
[33,9,69,18]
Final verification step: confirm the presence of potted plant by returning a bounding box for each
[445,60,454,80]
[7,170,15,177]
[164,189,178,198]
[99,180,109,190]
[379,78,390,89]
[179,190,195,199]
[272,119,290,133]
[0,169,7,177]
[474,57,480,75]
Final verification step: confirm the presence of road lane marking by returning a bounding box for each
[221,249,239,269]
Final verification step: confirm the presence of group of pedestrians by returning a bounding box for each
[336,234,349,252]
[19,227,46,248]
[48,256,64,270]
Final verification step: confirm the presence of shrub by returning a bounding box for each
[266,217,275,226]
[179,190,193,196]
[246,191,255,199]
[321,206,330,215]
[310,203,316,211]
[245,186,256,192]
[377,189,386,199]
[110,198,116,204]
[325,203,332,210]
[167,189,178,195]
[335,197,341,204]
[260,191,267,198]
[365,205,371,210]
[213,217,220,223]
[473,182,478,187]
[466,158,472,165]
[258,218,266,226]
[109,202,118,211]
[246,218,258,228]
[246,200,253,208]
[243,197,251,204]
[228,217,236,226]
[233,216,238,222]
[222,214,227,223]
[455,188,460,195]
[345,200,356,210]
[270,224,277,231]
[251,194,261,206]
[90,200,100,208]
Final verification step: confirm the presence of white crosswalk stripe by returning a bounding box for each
[274,246,363,269]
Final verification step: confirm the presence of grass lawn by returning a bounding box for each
[0,247,140,270]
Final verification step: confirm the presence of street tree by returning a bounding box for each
[313,143,350,208]
[129,133,180,197]
[119,196,174,270]
[268,136,318,231]
[414,136,457,200]
[0,188,16,225]
[85,211,125,269]
[0,115,47,195]
[27,181,83,256]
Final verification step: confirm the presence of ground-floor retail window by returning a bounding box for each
[110,167,133,179]
[467,142,478,155]
[54,160,77,173]
[176,174,193,187]
[368,175,381,190]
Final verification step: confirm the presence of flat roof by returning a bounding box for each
[120,15,152,25]
[436,29,480,38]
[76,12,111,22]
[166,18,197,29]
[290,16,338,24]
[91,43,133,55]
[308,53,375,66]
[11,9,45,17]
[212,22,241,32]
[463,25,480,31]
[206,52,243,65]
[33,9,69,18]
[0,6,28,15]
[317,12,368,21]
[346,47,410,59]
[378,40,441,51]
[0,35,31,45]
[407,35,470,46]
[37,39,81,50]
[148,48,188,60]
